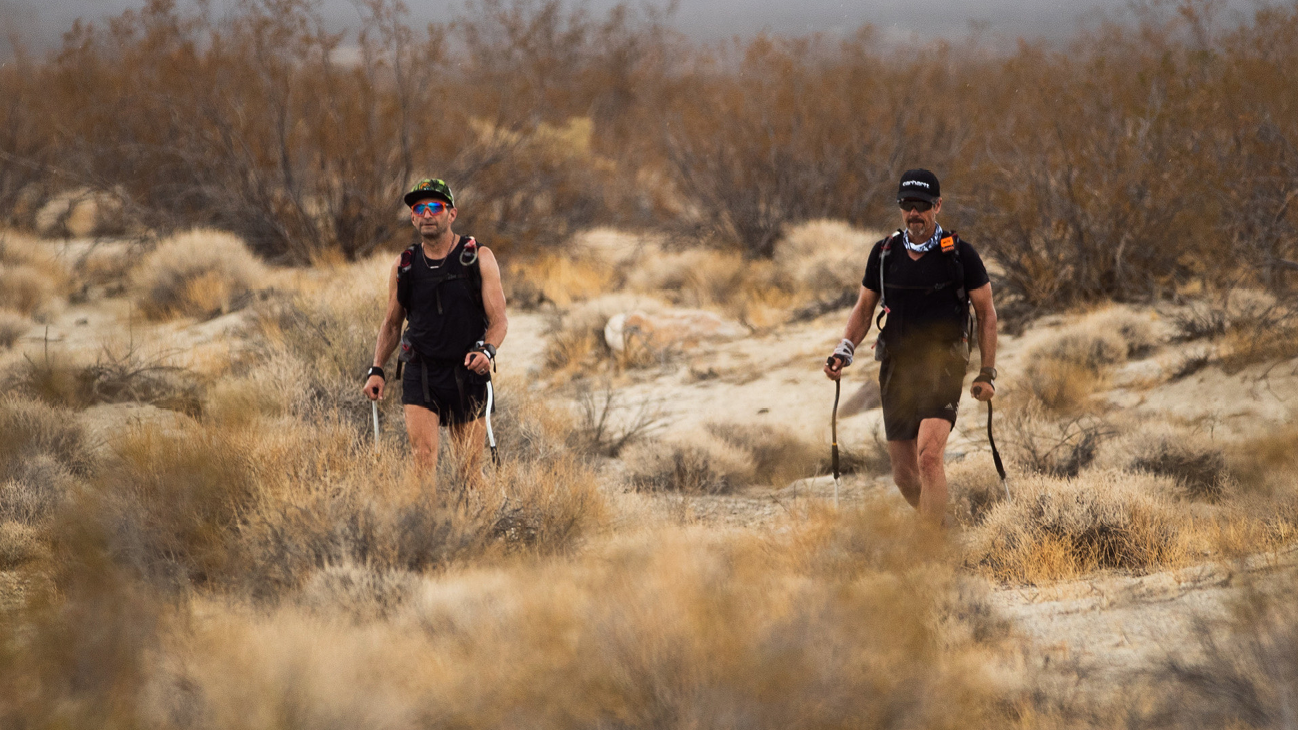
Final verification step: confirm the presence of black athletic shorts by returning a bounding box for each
[879,353,965,441]
[401,359,490,426]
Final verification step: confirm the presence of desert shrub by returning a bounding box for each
[0,265,59,320]
[131,229,267,320]
[947,455,1012,528]
[0,396,94,485]
[237,421,608,600]
[297,562,420,622]
[1229,425,1298,495]
[0,456,78,526]
[1096,425,1229,502]
[504,251,616,309]
[1157,583,1298,730]
[1016,316,1135,413]
[624,440,739,494]
[966,469,1182,583]
[1002,400,1114,477]
[93,424,258,591]
[571,385,665,458]
[138,506,1016,729]
[251,284,402,434]
[5,344,204,414]
[710,422,823,487]
[0,521,46,569]
[1088,309,1159,358]
[624,422,825,492]
[0,309,27,348]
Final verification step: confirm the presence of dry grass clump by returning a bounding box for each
[1095,424,1229,502]
[0,233,65,321]
[0,396,94,527]
[1001,399,1113,478]
[0,232,67,312]
[237,428,607,599]
[0,309,28,348]
[250,284,401,433]
[1018,308,1158,413]
[947,455,1013,528]
[504,251,616,309]
[0,521,47,569]
[625,423,826,493]
[1228,425,1298,496]
[131,229,267,320]
[1157,582,1298,730]
[5,343,204,414]
[296,562,420,622]
[93,424,258,590]
[710,422,824,487]
[131,505,1014,729]
[624,440,741,494]
[966,469,1182,583]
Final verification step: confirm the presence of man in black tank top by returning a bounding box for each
[822,170,1000,526]
[362,179,509,484]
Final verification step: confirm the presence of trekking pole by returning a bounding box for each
[371,400,380,451]
[987,400,1010,501]
[827,356,844,507]
[484,377,500,468]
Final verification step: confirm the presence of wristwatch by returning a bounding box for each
[473,341,497,360]
[367,366,385,380]
[979,367,997,380]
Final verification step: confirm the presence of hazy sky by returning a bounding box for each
[0,0,1262,55]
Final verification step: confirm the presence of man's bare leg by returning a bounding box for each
[887,417,953,522]
[405,404,441,474]
[887,439,922,508]
[915,417,953,524]
[447,417,487,490]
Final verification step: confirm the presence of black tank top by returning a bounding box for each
[403,236,486,361]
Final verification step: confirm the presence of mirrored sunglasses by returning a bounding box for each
[413,201,449,216]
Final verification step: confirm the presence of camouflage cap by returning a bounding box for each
[403,178,455,208]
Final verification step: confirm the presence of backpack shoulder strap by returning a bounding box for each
[940,230,966,303]
[457,235,486,316]
[396,243,418,313]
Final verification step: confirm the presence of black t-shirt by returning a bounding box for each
[862,233,990,359]
[404,237,487,361]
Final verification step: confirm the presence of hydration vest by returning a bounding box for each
[874,229,973,360]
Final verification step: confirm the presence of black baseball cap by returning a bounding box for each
[897,169,940,203]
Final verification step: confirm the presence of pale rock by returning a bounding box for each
[605,309,747,353]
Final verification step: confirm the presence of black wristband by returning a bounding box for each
[367,366,385,380]
[473,342,497,360]
[979,367,997,380]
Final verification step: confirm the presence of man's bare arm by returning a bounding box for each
[476,247,508,349]
[363,258,405,400]
[969,283,996,370]
[374,259,405,368]
[824,286,880,379]
[464,246,508,373]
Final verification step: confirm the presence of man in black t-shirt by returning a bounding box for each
[823,169,999,525]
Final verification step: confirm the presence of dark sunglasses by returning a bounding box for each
[412,201,450,216]
[897,199,933,213]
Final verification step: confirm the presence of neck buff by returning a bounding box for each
[902,224,944,254]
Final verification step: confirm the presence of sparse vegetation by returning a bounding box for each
[0,310,26,349]
[130,229,267,320]
[967,470,1183,583]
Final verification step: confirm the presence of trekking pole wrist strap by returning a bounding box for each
[974,367,996,386]
[473,341,496,361]
[367,366,385,381]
